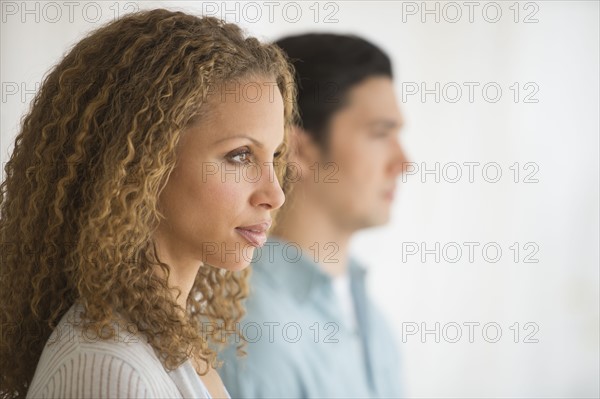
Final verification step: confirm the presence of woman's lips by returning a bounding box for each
[235,227,267,247]
[235,221,271,247]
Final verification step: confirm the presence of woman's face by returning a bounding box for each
[154,76,286,272]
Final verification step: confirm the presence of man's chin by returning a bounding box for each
[353,213,391,231]
[370,209,393,227]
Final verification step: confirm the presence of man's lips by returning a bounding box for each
[235,221,271,247]
[384,186,397,201]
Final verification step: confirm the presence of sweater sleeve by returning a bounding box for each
[27,352,160,399]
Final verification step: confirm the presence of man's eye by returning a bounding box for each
[371,131,389,138]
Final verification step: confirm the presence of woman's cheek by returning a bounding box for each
[206,173,249,207]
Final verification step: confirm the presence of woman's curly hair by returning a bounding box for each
[0,8,297,398]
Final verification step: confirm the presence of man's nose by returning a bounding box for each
[390,138,410,176]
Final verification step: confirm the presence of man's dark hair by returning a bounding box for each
[275,33,393,148]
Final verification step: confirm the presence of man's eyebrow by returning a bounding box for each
[213,134,264,148]
[367,119,404,130]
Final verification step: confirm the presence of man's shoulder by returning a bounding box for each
[247,257,301,303]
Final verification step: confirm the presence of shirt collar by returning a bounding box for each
[250,236,368,303]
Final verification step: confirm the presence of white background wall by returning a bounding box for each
[1,1,598,397]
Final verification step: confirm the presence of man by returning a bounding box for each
[218,33,408,398]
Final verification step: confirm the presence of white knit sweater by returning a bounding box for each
[26,302,217,398]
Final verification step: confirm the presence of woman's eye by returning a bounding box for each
[227,149,252,164]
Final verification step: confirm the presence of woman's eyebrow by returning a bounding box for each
[213,134,264,148]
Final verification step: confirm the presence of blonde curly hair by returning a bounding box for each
[0,8,297,398]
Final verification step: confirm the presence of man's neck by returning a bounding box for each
[272,195,353,277]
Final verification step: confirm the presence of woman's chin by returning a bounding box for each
[200,241,257,271]
[216,261,251,272]
[207,254,254,272]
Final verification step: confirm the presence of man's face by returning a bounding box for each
[311,76,407,231]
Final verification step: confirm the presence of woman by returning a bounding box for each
[0,9,296,398]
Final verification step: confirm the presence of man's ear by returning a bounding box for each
[288,125,321,171]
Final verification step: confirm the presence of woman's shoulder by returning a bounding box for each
[37,302,162,367]
[26,303,182,398]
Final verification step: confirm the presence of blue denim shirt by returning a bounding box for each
[218,237,404,398]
